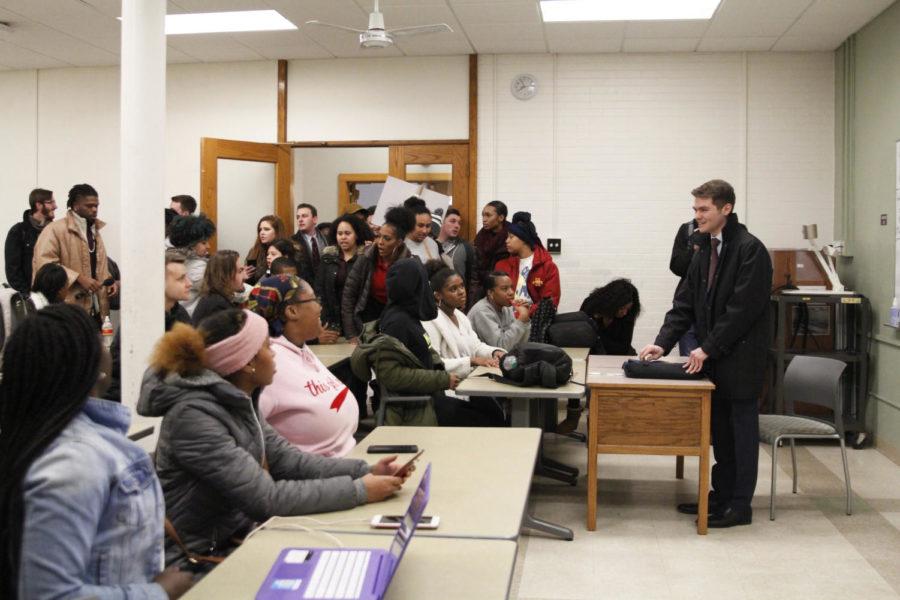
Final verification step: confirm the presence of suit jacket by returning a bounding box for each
[654,213,772,399]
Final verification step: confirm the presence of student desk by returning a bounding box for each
[585,355,714,534]
[182,531,516,600]
[305,427,542,541]
[310,343,356,368]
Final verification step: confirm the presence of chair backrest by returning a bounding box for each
[783,355,847,430]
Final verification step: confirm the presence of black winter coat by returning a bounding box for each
[192,291,236,326]
[315,245,363,333]
[4,210,43,292]
[669,219,701,279]
[341,244,410,339]
[655,213,772,399]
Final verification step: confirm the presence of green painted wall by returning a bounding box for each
[839,0,900,460]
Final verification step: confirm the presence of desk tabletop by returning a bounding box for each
[586,355,715,390]
[455,347,588,399]
[302,426,539,540]
[310,343,356,367]
[183,531,516,600]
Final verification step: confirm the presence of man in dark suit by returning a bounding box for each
[640,179,772,528]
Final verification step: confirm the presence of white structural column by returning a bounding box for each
[120,0,166,410]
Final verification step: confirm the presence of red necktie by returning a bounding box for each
[708,238,720,291]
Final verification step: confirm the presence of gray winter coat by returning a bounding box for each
[138,367,370,565]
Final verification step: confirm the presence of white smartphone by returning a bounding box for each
[370,514,440,530]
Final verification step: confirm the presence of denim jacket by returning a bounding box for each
[19,398,167,599]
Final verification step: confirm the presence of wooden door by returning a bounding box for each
[200,137,293,252]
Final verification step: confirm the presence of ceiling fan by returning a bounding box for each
[304,0,453,49]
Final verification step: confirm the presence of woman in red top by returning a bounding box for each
[494,212,560,317]
[341,206,413,344]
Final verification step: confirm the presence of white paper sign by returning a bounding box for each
[372,176,420,226]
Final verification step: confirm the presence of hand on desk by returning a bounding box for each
[154,566,194,599]
[683,347,708,374]
[471,355,499,368]
[447,374,461,390]
[362,473,403,502]
[638,344,664,361]
[371,455,413,482]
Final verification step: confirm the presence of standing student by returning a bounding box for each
[495,212,560,315]
[421,260,506,427]
[640,179,772,528]
[402,197,442,263]
[341,207,413,343]
[167,214,215,317]
[265,239,298,278]
[293,203,327,275]
[251,275,359,456]
[245,215,288,286]
[670,218,703,355]
[316,214,367,337]
[192,250,246,325]
[33,184,116,320]
[0,304,193,599]
[472,200,510,301]
[139,309,407,567]
[468,271,531,351]
[5,188,56,293]
[169,195,197,216]
[437,207,477,308]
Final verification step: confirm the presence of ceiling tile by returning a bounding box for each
[0,20,118,66]
[705,0,812,37]
[394,33,474,55]
[166,45,202,63]
[168,0,270,10]
[267,0,367,30]
[624,20,710,39]
[464,23,546,54]
[166,34,266,61]
[622,37,700,52]
[229,30,335,58]
[545,22,625,53]
[450,2,542,25]
[697,36,777,51]
[300,26,404,58]
[771,34,845,51]
[783,0,896,38]
[0,0,121,39]
[0,40,71,69]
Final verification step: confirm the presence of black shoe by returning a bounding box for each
[707,507,752,528]
[676,501,722,516]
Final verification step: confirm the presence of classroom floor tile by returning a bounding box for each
[510,421,900,600]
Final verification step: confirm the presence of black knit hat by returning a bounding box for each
[507,211,541,249]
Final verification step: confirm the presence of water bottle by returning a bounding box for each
[101,316,114,349]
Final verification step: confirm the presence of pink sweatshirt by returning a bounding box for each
[260,336,359,457]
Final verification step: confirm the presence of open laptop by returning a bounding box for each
[256,464,432,600]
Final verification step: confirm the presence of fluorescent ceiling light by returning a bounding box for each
[540,0,722,22]
[119,10,297,35]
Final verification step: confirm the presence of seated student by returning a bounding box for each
[138,309,407,567]
[402,197,442,263]
[495,211,561,316]
[270,256,298,277]
[250,276,359,457]
[317,214,367,336]
[30,262,69,309]
[0,304,194,599]
[350,259,459,426]
[192,250,246,325]
[341,206,413,343]
[264,239,298,278]
[168,214,215,317]
[421,260,506,427]
[580,279,641,355]
[468,271,531,351]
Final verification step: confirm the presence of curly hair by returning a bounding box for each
[330,213,371,246]
[169,214,216,249]
[382,206,415,240]
[579,279,641,322]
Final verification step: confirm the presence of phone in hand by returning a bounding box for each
[371,514,440,530]
[367,445,418,454]
[393,449,424,477]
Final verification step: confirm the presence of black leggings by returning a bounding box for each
[435,395,506,427]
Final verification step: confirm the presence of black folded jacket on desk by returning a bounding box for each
[622,359,705,380]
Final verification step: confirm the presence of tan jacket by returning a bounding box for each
[33,210,110,314]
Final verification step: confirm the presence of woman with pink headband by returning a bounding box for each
[138,309,408,569]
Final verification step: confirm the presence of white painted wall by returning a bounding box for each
[286,56,469,142]
[478,52,835,349]
[293,147,389,224]
[0,70,38,255]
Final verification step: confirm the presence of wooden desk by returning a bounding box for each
[310,342,356,368]
[306,427,540,541]
[586,355,714,535]
[184,531,516,600]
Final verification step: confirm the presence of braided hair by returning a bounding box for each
[0,304,102,597]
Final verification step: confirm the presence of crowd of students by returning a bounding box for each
[0,185,647,598]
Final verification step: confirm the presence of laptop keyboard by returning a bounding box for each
[304,550,372,599]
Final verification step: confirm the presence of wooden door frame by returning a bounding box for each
[200,137,293,252]
[337,172,451,215]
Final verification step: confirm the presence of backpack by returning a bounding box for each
[546,311,600,349]
[0,285,35,350]
[488,342,573,388]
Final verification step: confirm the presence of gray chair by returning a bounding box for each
[760,355,852,520]
[375,382,431,426]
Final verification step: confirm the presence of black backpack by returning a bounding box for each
[488,342,573,388]
[546,311,600,349]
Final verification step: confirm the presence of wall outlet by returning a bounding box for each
[547,238,562,254]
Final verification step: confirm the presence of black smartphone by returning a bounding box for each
[367,444,419,454]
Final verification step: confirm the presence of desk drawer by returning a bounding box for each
[593,393,701,447]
